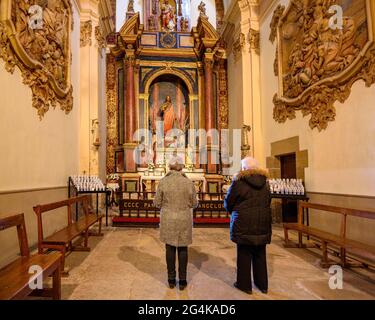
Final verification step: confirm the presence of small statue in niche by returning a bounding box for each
[127,0,135,13]
[180,17,189,32]
[198,1,208,19]
[161,0,176,32]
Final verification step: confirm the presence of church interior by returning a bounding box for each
[0,0,375,300]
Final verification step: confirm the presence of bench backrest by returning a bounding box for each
[299,202,375,238]
[0,213,29,257]
[33,195,91,243]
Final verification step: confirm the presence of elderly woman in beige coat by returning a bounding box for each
[153,156,198,290]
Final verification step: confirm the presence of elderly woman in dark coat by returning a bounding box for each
[224,157,272,294]
[154,156,198,290]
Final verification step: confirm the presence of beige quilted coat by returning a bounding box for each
[153,170,198,247]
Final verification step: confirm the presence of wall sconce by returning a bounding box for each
[91,119,101,149]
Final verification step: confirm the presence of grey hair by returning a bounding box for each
[168,155,184,171]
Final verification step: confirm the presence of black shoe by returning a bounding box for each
[255,284,268,294]
[234,282,252,294]
[179,280,187,291]
[168,279,176,289]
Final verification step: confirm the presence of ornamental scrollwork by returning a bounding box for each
[0,0,73,119]
[272,0,375,131]
[80,20,92,47]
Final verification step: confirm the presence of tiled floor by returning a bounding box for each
[60,226,375,300]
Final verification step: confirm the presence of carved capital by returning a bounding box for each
[124,53,136,68]
[95,26,106,50]
[81,20,93,47]
[248,28,260,55]
[232,33,246,60]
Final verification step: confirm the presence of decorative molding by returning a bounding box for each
[269,4,284,44]
[0,0,73,119]
[248,28,260,54]
[232,33,245,60]
[80,20,93,47]
[273,0,375,131]
[218,59,229,130]
[273,47,278,76]
[95,25,106,51]
[106,54,117,174]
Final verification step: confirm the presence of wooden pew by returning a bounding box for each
[283,202,375,268]
[0,213,61,300]
[33,195,103,275]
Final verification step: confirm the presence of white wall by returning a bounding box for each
[0,4,80,192]
[259,0,375,196]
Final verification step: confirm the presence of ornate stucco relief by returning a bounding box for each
[80,20,92,47]
[272,0,375,131]
[0,0,73,118]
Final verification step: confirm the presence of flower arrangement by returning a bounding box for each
[107,173,119,181]
[147,162,155,171]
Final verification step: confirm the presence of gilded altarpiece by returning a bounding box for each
[0,0,73,118]
[106,14,229,175]
[272,0,375,131]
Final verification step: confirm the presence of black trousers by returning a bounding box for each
[236,244,268,291]
[166,244,188,281]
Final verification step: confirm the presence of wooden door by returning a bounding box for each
[280,153,297,222]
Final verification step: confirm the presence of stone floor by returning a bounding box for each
[60,226,375,300]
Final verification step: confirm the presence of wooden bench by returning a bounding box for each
[33,195,103,275]
[283,202,375,268]
[0,213,62,300]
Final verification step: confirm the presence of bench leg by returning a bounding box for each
[59,245,69,277]
[88,218,104,237]
[320,241,330,268]
[298,231,303,248]
[84,229,89,248]
[52,264,61,300]
[340,248,346,267]
[284,227,289,245]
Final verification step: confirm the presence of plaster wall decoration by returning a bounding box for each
[0,0,73,119]
[248,28,260,54]
[273,0,375,131]
[232,32,245,60]
[80,20,92,47]
[95,26,106,51]
[274,46,279,76]
[269,4,285,43]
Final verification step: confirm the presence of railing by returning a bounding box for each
[117,191,229,220]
